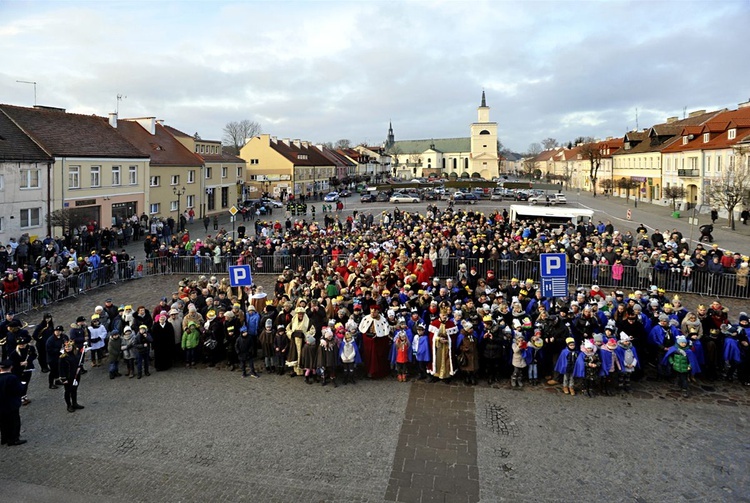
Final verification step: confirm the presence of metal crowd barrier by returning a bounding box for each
[3,254,746,318]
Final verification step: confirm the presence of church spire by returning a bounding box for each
[481,90,486,108]
[386,120,395,149]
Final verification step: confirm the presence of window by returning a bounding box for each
[682,136,689,145]
[20,168,40,189]
[703,133,710,143]
[195,146,199,153]
[221,167,227,178]
[20,207,41,228]
[187,170,195,183]
[717,156,722,173]
[201,145,205,153]
[706,157,711,172]
[170,201,179,211]
[129,166,137,185]
[237,166,243,178]
[69,166,80,189]
[90,166,101,187]
[0,216,4,232]
[205,167,212,179]
[149,176,160,187]
[728,129,737,140]
[171,175,179,186]
[250,159,259,165]
[149,203,160,214]
[112,166,121,186]
[0,174,4,191]
[186,195,195,208]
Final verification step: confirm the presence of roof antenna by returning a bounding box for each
[635,107,639,130]
[16,80,37,106]
[683,106,687,119]
[116,94,127,115]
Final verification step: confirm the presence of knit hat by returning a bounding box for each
[583,340,595,351]
[265,319,273,328]
[606,338,618,350]
[676,335,688,345]
[565,337,575,345]
[658,314,669,322]
[619,332,631,342]
[739,312,749,323]
[592,333,604,343]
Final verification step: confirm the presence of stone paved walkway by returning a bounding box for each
[386,383,479,503]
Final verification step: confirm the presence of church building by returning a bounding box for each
[386,91,500,180]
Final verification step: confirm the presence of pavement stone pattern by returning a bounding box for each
[6,276,750,502]
[385,383,479,503]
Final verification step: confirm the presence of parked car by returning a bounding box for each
[324,192,340,202]
[390,192,420,203]
[453,192,478,204]
[338,189,351,197]
[360,193,376,203]
[376,192,390,202]
[424,191,439,200]
[260,197,284,208]
[514,190,529,201]
[490,188,514,201]
[528,193,567,205]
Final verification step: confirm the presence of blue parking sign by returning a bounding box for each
[229,265,253,287]
[540,253,567,278]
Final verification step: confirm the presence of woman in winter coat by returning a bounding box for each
[181,322,201,367]
[151,312,175,371]
[121,326,137,378]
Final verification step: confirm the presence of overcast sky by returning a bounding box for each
[2,0,749,153]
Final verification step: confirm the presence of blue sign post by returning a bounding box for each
[540,253,568,297]
[228,265,253,287]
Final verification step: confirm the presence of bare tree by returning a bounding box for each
[663,186,686,212]
[579,141,603,196]
[599,178,614,195]
[617,178,641,201]
[223,120,262,154]
[706,145,750,230]
[47,208,79,234]
[541,137,559,150]
[335,139,351,149]
[527,142,542,156]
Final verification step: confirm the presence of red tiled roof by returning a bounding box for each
[0,104,146,158]
[115,120,203,167]
[663,107,750,153]
[271,139,333,166]
[0,109,52,162]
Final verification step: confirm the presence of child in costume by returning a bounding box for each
[411,323,431,380]
[662,335,700,397]
[391,330,411,382]
[510,334,527,388]
[458,321,479,386]
[598,336,617,395]
[339,328,362,384]
[273,325,289,375]
[525,329,543,386]
[576,339,601,397]
[317,327,339,387]
[299,333,318,384]
[554,337,579,395]
[614,332,639,392]
[722,325,742,382]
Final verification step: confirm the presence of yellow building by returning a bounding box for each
[0,105,150,234]
[240,135,335,199]
[164,126,246,212]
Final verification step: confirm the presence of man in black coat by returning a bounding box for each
[0,359,26,445]
[59,340,85,413]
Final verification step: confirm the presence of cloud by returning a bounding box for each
[1,0,749,152]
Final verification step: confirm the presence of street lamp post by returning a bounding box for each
[173,186,186,232]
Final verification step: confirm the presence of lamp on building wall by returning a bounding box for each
[173,185,186,231]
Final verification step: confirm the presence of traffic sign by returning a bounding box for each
[540,253,567,278]
[541,278,568,298]
[626,209,632,220]
[228,265,253,287]
[229,205,239,216]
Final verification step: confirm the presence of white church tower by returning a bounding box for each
[469,90,499,179]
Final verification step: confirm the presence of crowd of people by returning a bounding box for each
[2,205,750,445]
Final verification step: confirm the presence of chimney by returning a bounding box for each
[281,138,290,146]
[156,119,164,126]
[739,99,750,109]
[134,117,156,135]
[292,139,301,148]
[270,136,277,143]
[108,112,118,128]
[688,109,706,118]
[302,141,310,148]
[666,117,678,124]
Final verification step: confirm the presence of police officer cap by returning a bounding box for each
[0,359,13,368]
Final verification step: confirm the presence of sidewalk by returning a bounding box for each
[572,191,750,255]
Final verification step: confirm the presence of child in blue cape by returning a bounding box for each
[614,332,639,392]
[662,335,700,397]
[554,337,579,395]
[574,339,601,397]
[411,323,431,380]
[339,328,362,385]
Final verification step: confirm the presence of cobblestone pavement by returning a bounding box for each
[5,277,750,502]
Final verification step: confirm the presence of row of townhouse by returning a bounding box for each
[530,100,750,211]
[0,104,246,239]
[239,134,392,198]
